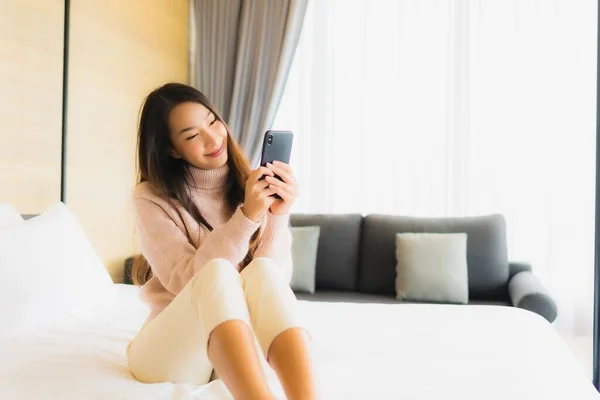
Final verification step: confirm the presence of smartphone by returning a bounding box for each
[260,130,294,199]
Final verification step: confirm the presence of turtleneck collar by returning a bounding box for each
[188,163,229,192]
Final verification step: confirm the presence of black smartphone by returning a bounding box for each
[260,130,294,199]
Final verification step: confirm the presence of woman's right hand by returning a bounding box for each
[241,166,276,222]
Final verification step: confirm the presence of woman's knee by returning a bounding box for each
[187,259,249,329]
[241,257,287,285]
[189,258,240,293]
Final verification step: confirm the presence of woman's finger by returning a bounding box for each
[261,186,277,201]
[268,183,294,203]
[261,166,276,176]
[265,175,295,195]
[252,179,270,192]
[249,166,274,183]
[272,160,293,175]
[266,162,294,185]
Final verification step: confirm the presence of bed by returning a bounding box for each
[0,283,597,400]
[0,204,597,399]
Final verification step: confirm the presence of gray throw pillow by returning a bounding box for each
[395,232,469,304]
[290,226,321,294]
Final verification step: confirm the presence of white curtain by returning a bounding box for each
[273,0,598,337]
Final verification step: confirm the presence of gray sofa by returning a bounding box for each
[124,213,557,323]
[289,213,558,323]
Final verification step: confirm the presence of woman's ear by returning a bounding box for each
[168,147,182,159]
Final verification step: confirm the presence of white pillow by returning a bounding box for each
[290,226,320,294]
[0,202,116,337]
[0,203,24,228]
[395,232,469,304]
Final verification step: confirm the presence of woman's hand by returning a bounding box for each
[264,161,298,215]
[242,166,276,222]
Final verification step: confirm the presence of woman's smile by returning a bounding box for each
[205,143,225,158]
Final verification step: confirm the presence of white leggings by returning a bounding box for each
[127,257,301,385]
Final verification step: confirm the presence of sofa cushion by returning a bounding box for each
[358,214,509,300]
[290,226,321,294]
[395,233,469,304]
[295,291,510,307]
[290,214,363,291]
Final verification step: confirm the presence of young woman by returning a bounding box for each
[127,83,315,400]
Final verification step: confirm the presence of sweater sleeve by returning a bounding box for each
[254,212,293,282]
[134,197,260,295]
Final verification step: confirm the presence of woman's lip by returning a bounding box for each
[206,145,224,157]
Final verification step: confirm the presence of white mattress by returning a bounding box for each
[0,284,597,400]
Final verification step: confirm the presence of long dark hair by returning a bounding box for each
[132,82,260,285]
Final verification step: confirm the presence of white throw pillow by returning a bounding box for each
[0,202,116,337]
[0,203,23,228]
[395,232,469,304]
[290,226,320,294]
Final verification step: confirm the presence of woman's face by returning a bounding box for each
[168,102,228,169]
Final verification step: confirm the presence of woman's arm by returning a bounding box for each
[134,197,260,295]
[254,212,293,282]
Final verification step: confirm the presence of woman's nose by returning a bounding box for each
[202,129,220,147]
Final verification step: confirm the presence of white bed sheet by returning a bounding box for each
[0,284,597,400]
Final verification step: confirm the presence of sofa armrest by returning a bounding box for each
[509,261,532,279]
[508,271,557,323]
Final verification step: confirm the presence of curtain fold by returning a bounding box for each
[192,0,242,122]
[192,0,308,165]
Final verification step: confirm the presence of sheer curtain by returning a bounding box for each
[273,0,597,337]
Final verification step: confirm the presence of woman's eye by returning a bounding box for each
[186,134,198,141]
[209,116,217,126]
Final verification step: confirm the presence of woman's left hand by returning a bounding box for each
[264,161,298,215]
